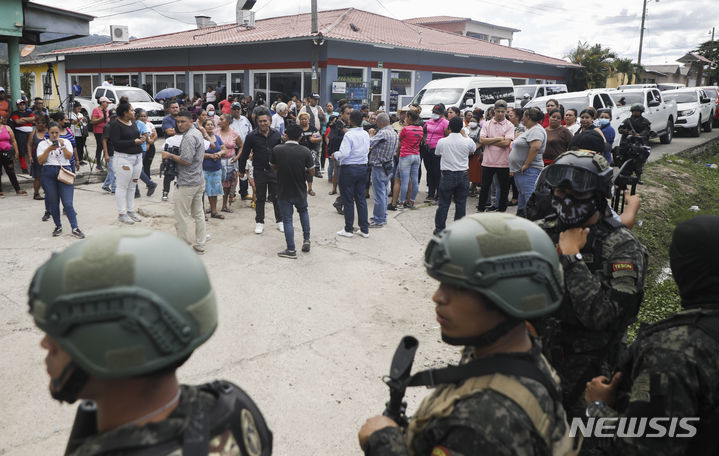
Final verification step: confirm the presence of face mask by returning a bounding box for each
[599,118,610,127]
[207,111,215,117]
[468,121,478,129]
[431,113,440,120]
[551,193,598,227]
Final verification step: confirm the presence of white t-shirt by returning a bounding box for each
[434,133,476,171]
[206,90,217,103]
[271,113,285,135]
[37,138,73,166]
[70,112,87,137]
[145,121,156,138]
[230,116,252,142]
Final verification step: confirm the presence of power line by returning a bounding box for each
[96,0,177,18]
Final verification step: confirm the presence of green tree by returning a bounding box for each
[613,58,635,85]
[566,42,617,90]
[694,39,718,85]
[20,71,33,98]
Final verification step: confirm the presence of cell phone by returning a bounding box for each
[52,140,59,146]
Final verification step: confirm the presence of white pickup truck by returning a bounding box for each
[662,88,714,137]
[610,88,677,144]
[76,86,166,129]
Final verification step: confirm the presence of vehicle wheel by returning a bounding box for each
[703,117,713,132]
[713,117,719,128]
[691,118,701,137]
[660,119,673,144]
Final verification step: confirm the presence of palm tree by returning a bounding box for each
[612,58,634,85]
[567,42,618,89]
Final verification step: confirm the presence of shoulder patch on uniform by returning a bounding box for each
[612,263,635,272]
[431,446,450,456]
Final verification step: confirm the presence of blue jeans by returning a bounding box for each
[41,165,78,229]
[514,167,541,210]
[398,154,421,203]
[103,155,116,191]
[435,170,469,233]
[371,165,391,224]
[327,157,336,180]
[339,164,369,233]
[278,197,310,251]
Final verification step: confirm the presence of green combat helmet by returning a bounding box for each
[29,229,217,402]
[425,213,563,324]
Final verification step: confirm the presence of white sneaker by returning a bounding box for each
[118,214,135,225]
[336,229,354,238]
[205,234,212,242]
[355,229,370,238]
[255,223,264,234]
[127,212,142,222]
[277,222,284,233]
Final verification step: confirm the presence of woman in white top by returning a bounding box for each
[69,101,88,164]
[137,109,157,177]
[36,122,85,239]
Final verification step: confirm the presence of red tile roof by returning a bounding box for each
[48,8,576,67]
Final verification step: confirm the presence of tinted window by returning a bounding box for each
[546,86,567,95]
[514,85,537,100]
[460,89,476,108]
[610,92,642,106]
[593,95,603,110]
[526,96,588,113]
[115,89,153,103]
[479,87,515,105]
[600,93,613,107]
[412,89,426,105]
[94,88,105,100]
[415,88,463,106]
[663,92,698,104]
[654,91,662,103]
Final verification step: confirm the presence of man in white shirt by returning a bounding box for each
[433,117,476,234]
[332,109,370,238]
[229,102,252,199]
[271,102,288,136]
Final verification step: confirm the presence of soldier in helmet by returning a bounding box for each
[29,229,272,456]
[617,104,651,145]
[585,215,719,455]
[536,150,648,423]
[359,213,580,455]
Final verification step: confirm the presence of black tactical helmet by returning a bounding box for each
[630,104,645,113]
[544,150,614,199]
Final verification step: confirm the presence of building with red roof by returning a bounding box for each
[48,8,578,112]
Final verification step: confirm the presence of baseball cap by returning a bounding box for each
[99,96,110,103]
[16,99,25,105]
[0,87,5,92]
[310,93,320,99]
[231,102,241,109]
[108,108,117,117]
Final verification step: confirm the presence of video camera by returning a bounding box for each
[611,135,651,213]
[160,145,180,179]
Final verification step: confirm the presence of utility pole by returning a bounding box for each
[311,0,319,95]
[637,0,648,66]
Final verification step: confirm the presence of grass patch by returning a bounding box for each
[628,144,719,339]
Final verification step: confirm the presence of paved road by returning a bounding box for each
[646,128,719,162]
[1,129,717,455]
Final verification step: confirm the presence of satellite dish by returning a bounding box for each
[20,45,35,58]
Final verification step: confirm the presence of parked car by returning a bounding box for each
[617,83,658,90]
[76,86,165,129]
[662,88,714,137]
[513,84,568,107]
[698,86,719,127]
[610,87,677,144]
[524,89,630,148]
[411,77,515,119]
[657,83,686,91]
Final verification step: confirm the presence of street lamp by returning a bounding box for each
[637,0,659,66]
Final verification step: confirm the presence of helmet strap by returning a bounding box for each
[441,318,522,348]
[50,361,89,404]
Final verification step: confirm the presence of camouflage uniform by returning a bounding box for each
[365,341,573,456]
[589,307,719,455]
[537,208,648,419]
[65,381,268,456]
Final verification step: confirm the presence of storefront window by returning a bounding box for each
[154,74,174,94]
[390,71,412,112]
[303,72,312,99]
[269,72,301,103]
[230,73,244,95]
[71,75,97,98]
[193,74,204,98]
[254,72,267,101]
[111,74,130,86]
[337,67,363,83]
[176,74,186,94]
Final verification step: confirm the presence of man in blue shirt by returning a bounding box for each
[332,109,370,238]
[71,80,82,97]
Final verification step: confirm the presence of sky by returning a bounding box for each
[37,0,717,66]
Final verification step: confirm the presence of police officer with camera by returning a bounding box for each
[30,229,272,456]
[536,150,648,423]
[359,214,579,456]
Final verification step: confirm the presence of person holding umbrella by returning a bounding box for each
[154,88,184,101]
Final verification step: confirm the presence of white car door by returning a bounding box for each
[651,90,668,132]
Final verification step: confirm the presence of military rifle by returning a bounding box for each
[382,336,419,428]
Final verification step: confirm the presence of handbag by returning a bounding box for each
[0,149,13,161]
[57,167,76,185]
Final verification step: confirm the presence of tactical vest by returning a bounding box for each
[405,354,580,456]
[66,380,272,456]
[616,307,719,455]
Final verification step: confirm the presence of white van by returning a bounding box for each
[411,77,515,119]
[514,84,568,107]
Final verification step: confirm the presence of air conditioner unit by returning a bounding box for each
[236,10,255,27]
[110,25,129,43]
